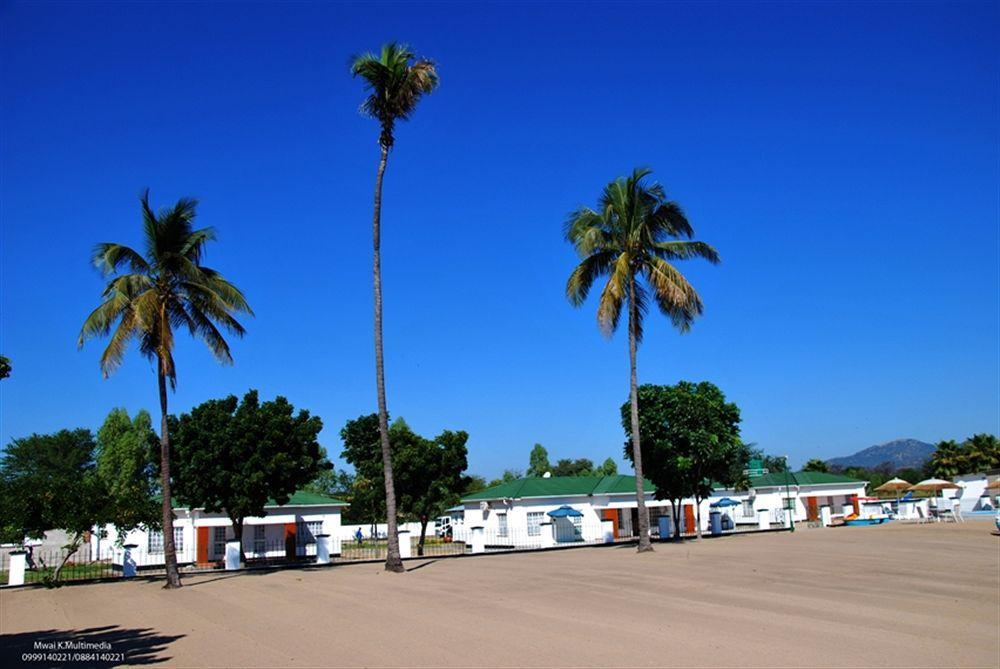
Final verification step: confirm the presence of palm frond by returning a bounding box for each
[566,251,616,306]
[643,256,704,332]
[596,253,631,337]
[565,167,716,340]
[650,241,720,264]
[91,243,150,276]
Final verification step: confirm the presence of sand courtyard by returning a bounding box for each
[2,519,997,668]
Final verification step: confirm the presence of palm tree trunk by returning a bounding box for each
[694,495,703,539]
[157,362,182,588]
[372,142,404,573]
[628,276,653,552]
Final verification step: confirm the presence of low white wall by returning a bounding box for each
[338,521,429,541]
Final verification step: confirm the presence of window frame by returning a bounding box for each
[527,512,543,537]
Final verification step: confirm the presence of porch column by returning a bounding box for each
[315,534,331,564]
[600,519,614,543]
[469,526,485,554]
[398,530,412,559]
[224,539,241,570]
[540,521,555,548]
[820,505,832,527]
[756,509,770,530]
[7,550,26,586]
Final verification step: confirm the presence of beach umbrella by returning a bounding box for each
[546,505,583,518]
[710,497,741,508]
[909,478,961,512]
[875,477,912,506]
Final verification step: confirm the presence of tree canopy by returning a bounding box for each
[622,382,742,539]
[802,458,829,473]
[0,429,110,582]
[169,390,328,563]
[340,415,470,554]
[927,434,999,477]
[527,444,551,477]
[96,408,160,538]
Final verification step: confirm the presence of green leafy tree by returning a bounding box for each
[462,474,488,496]
[802,458,829,473]
[304,463,354,499]
[527,444,551,477]
[0,430,109,583]
[169,390,328,565]
[566,168,719,551]
[78,191,252,588]
[487,469,523,487]
[96,408,160,539]
[0,355,11,380]
[551,458,596,476]
[391,420,469,555]
[927,434,999,477]
[599,458,619,476]
[340,414,386,532]
[623,382,742,539]
[340,415,469,556]
[351,43,439,573]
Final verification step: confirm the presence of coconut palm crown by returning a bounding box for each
[79,190,251,588]
[79,191,252,381]
[566,168,719,338]
[565,167,719,551]
[351,42,438,149]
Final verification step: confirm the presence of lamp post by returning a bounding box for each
[784,455,795,533]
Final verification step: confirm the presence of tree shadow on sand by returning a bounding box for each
[1,625,185,667]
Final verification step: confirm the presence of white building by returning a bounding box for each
[950,470,999,513]
[97,491,347,567]
[459,471,869,543]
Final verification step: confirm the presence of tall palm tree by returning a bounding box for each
[565,168,719,551]
[351,42,438,572]
[79,190,252,587]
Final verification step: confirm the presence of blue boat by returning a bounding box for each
[844,516,892,526]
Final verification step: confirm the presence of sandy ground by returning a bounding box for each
[2,519,997,668]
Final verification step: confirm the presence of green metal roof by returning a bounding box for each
[461,470,867,503]
[749,471,866,488]
[171,490,348,509]
[461,475,655,502]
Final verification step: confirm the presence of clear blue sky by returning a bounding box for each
[2,1,997,476]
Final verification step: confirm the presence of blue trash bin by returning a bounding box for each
[658,515,672,539]
[709,511,722,536]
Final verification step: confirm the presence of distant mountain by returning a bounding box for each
[826,439,935,471]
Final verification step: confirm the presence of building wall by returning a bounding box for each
[952,473,997,512]
[97,506,342,565]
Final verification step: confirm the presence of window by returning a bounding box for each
[783,497,796,511]
[148,527,184,553]
[742,501,754,517]
[148,530,162,553]
[253,525,266,556]
[571,516,583,539]
[213,527,227,558]
[497,512,508,538]
[527,512,543,537]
